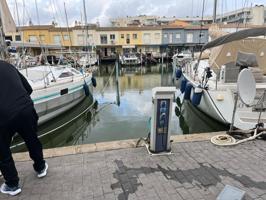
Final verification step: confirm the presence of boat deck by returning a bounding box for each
[4,133,266,200]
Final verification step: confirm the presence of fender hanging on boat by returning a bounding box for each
[91,76,97,87]
[83,82,90,96]
[192,86,203,106]
[180,78,187,94]
[175,68,182,80]
[184,83,193,100]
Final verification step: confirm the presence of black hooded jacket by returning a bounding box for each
[0,60,33,127]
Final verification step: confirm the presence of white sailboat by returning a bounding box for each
[20,65,93,125]
[174,27,266,130]
[119,53,141,66]
[1,0,94,125]
[77,52,98,67]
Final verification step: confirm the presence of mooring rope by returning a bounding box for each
[211,129,266,146]
[10,99,96,149]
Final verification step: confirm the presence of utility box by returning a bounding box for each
[150,87,176,153]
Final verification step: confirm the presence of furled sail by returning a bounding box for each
[202,27,266,51]
[0,0,16,33]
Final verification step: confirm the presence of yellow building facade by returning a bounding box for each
[12,25,73,47]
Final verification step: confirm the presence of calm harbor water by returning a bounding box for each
[12,63,226,152]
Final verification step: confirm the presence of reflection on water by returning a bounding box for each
[182,101,227,134]
[76,64,182,145]
[12,64,227,152]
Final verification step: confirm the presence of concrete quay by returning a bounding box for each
[1,132,266,200]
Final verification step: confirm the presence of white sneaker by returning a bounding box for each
[37,163,48,178]
[0,183,21,196]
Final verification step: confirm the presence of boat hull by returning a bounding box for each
[180,73,263,130]
[32,78,93,125]
[35,89,86,125]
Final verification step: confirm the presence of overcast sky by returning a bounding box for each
[6,0,266,26]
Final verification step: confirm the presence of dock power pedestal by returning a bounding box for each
[149,87,176,153]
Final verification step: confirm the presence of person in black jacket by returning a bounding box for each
[0,60,48,196]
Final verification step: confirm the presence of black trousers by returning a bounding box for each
[0,105,45,187]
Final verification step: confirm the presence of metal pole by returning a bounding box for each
[83,0,88,50]
[229,93,238,133]
[63,2,73,52]
[213,0,218,23]
[115,54,120,106]
[257,90,266,125]
[15,0,20,26]
[172,57,176,84]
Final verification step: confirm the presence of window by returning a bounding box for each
[15,35,21,41]
[199,33,204,38]
[59,72,73,78]
[121,34,124,39]
[110,34,115,40]
[169,33,173,43]
[126,34,130,44]
[155,33,160,40]
[5,36,12,41]
[63,35,69,40]
[100,34,108,44]
[143,33,151,44]
[176,33,181,39]
[77,34,84,45]
[186,33,193,43]
[29,35,37,42]
[111,47,116,54]
[39,35,45,42]
[133,34,138,39]
[164,33,168,38]
[53,35,61,44]
[88,34,93,44]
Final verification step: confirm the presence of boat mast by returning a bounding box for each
[63,2,72,52]
[0,8,6,60]
[213,0,218,23]
[83,0,88,51]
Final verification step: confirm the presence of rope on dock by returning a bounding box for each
[210,129,266,146]
[11,99,96,150]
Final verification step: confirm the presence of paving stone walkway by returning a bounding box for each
[1,140,266,200]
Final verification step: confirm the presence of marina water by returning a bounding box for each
[12,64,226,152]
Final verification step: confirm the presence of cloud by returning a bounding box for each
[6,0,266,26]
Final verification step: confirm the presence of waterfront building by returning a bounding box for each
[110,5,266,27]
[180,5,266,26]
[5,25,74,55]
[138,28,162,58]
[72,25,97,51]
[161,26,209,53]
[96,27,143,60]
[110,15,158,27]
[5,24,210,58]
[11,25,73,47]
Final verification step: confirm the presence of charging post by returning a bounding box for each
[149,87,176,154]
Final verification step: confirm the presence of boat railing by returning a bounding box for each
[33,74,85,91]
